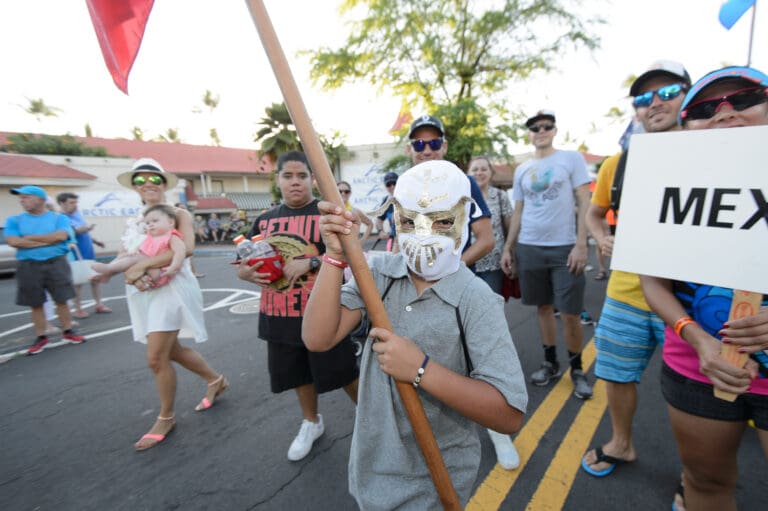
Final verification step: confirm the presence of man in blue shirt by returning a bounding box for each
[5,186,86,354]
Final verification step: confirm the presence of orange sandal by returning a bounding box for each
[195,375,229,412]
[134,415,175,451]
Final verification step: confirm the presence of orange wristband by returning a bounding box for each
[673,316,696,338]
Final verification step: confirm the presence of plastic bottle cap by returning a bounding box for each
[233,234,246,244]
[251,234,264,242]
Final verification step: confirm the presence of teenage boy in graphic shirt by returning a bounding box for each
[237,151,358,462]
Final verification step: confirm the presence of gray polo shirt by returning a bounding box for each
[341,254,527,510]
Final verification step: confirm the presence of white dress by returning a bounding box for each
[122,213,208,344]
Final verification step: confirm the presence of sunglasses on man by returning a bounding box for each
[338,188,351,195]
[410,138,444,152]
[681,87,768,121]
[632,83,686,108]
[528,124,555,133]
[132,175,165,186]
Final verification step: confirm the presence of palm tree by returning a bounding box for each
[253,102,301,161]
[209,128,221,146]
[22,97,62,122]
[202,89,220,113]
[154,128,181,143]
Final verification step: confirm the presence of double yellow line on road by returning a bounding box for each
[467,341,608,510]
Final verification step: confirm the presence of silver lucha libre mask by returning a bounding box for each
[382,161,475,281]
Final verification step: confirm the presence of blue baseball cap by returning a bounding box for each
[10,185,47,199]
[680,66,768,123]
[383,172,399,185]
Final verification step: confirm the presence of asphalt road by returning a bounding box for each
[0,250,764,510]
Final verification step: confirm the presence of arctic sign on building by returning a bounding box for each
[76,190,144,217]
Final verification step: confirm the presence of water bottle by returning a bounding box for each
[250,234,277,258]
[233,234,253,259]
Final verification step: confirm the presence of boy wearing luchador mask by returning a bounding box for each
[303,160,528,509]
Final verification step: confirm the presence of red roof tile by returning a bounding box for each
[193,197,238,210]
[0,153,96,180]
[0,132,264,176]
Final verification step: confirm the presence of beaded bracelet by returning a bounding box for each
[322,254,348,269]
[673,316,696,338]
[413,354,430,388]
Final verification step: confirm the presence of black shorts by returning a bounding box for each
[267,339,359,394]
[661,363,768,429]
[16,256,75,307]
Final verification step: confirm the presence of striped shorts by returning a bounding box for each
[594,297,665,383]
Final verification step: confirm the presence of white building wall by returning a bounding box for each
[2,156,184,253]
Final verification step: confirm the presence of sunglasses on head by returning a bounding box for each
[632,83,686,108]
[681,86,768,121]
[410,138,444,152]
[528,124,555,133]
[132,174,165,186]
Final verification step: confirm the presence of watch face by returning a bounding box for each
[310,257,320,271]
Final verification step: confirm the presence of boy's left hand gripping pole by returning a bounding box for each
[245,1,460,509]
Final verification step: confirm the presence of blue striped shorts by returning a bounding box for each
[594,297,665,383]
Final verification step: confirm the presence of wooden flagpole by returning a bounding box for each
[714,290,763,401]
[746,2,756,66]
[244,1,460,508]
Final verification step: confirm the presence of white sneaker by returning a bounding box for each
[487,429,520,470]
[287,414,324,461]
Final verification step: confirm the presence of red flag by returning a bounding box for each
[86,0,155,94]
[388,101,413,135]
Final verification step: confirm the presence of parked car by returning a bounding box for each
[0,228,18,276]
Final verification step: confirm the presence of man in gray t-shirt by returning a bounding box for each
[501,109,594,400]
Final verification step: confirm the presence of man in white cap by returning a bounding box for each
[582,61,691,483]
[5,185,86,354]
[501,109,593,400]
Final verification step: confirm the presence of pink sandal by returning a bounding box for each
[195,375,229,411]
[134,415,175,451]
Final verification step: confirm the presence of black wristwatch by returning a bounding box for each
[309,256,321,272]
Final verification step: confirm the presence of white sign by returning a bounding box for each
[342,162,391,214]
[611,126,768,294]
[76,191,144,218]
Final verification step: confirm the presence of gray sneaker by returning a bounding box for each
[530,361,560,386]
[571,369,593,400]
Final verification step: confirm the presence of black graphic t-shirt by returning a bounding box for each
[248,200,324,345]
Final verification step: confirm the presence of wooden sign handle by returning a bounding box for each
[714,290,763,402]
[244,1,460,508]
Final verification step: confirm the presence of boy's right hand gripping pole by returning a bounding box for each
[245,1,461,509]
